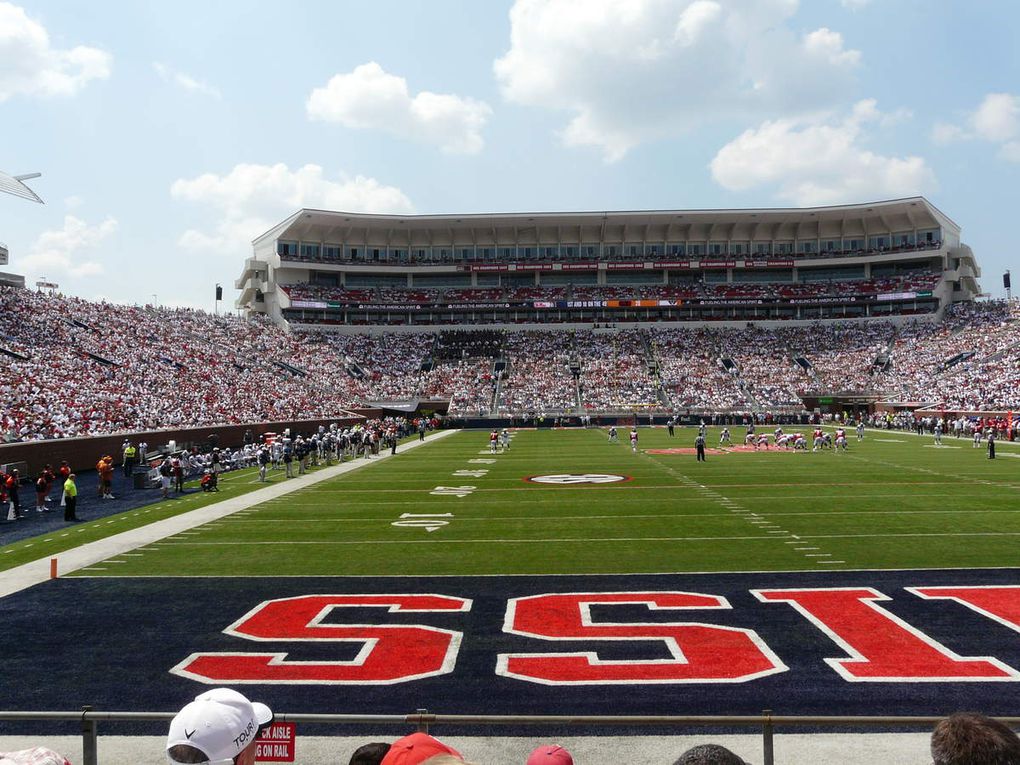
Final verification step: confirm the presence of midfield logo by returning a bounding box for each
[525,474,633,484]
[170,586,1020,686]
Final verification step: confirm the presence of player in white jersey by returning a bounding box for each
[933,421,943,446]
[776,433,792,449]
[630,428,639,453]
[793,433,808,450]
[719,428,732,446]
[500,429,511,451]
[756,433,770,450]
[856,420,865,441]
[608,426,618,443]
[774,427,784,441]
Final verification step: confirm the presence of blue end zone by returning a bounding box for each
[2,569,1019,734]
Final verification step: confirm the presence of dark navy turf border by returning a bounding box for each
[1,569,1018,736]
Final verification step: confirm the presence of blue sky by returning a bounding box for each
[1,0,1017,308]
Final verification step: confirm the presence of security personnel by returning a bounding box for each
[122,441,137,477]
[63,473,78,522]
[695,433,707,462]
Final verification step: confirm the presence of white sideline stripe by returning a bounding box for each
[162,534,809,546]
[139,530,1019,550]
[0,429,459,599]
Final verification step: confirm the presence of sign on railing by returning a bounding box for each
[255,721,296,762]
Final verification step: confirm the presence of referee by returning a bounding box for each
[695,433,706,462]
[988,430,996,459]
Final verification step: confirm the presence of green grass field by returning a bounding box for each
[68,426,1020,578]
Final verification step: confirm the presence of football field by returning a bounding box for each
[4,426,1020,729]
[71,427,1020,578]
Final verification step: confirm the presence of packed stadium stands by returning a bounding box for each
[3,285,1019,441]
[280,271,941,306]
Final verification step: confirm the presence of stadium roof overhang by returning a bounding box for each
[253,197,959,246]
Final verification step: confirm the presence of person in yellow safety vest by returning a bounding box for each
[63,473,78,522]
[122,441,137,477]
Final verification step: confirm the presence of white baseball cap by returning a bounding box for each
[166,688,273,764]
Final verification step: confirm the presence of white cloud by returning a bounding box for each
[0,2,111,101]
[153,62,220,98]
[710,99,936,206]
[931,122,967,145]
[931,92,1020,162]
[170,162,415,254]
[802,27,861,68]
[18,215,117,280]
[307,62,492,154]
[840,0,871,8]
[970,92,1020,143]
[493,0,861,161]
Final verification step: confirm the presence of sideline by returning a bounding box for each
[0,429,458,599]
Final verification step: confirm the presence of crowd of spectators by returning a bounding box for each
[3,286,1020,442]
[653,328,749,411]
[281,271,938,307]
[575,329,660,410]
[497,332,577,413]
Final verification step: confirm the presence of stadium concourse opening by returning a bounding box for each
[2,197,1020,765]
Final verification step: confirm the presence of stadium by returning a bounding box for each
[3,178,1020,764]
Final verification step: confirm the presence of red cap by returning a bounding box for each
[526,745,574,765]
[380,733,462,765]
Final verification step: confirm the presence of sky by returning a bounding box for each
[0,0,1018,309]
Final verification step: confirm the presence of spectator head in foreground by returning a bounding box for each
[672,744,750,765]
[526,744,574,765]
[931,712,1020,765]
[379,733,462,765]
[349,742,392,765]
[166,688,273,764]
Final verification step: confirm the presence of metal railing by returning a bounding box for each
[4,709,1020,765]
